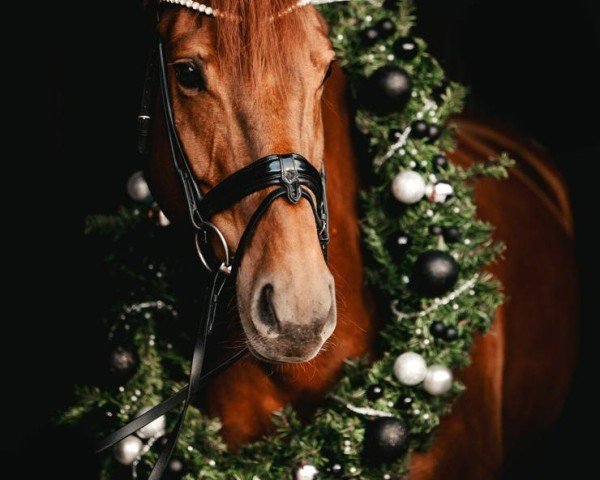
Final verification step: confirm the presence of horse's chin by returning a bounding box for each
[246,341,322,364]
[241,313,336,364]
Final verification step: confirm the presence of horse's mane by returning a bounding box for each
[211,0,313,83]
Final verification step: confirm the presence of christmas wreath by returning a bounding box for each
[61,1,512,479]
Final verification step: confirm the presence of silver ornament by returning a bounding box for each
[294,463,319,480]
[135,406,167,439]
[127,171,152,203]
[391,171,426,204]
[426,181,454,203]
[113,435,143,465]
[393,352,428,386]
[423,364,453,395]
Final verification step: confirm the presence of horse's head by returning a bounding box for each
[150,0,337,363]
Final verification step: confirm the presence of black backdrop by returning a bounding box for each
[6,0,599,478]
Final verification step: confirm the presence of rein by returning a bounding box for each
[96,3,330,478]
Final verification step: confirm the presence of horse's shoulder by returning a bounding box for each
[450,115,574,237]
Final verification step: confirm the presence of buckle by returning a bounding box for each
[279,155,302,204]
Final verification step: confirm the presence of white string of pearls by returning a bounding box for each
[158,0,353,22]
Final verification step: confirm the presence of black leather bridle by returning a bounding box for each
[96,3,329,479]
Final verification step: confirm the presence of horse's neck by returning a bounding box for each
[205,67,378,448]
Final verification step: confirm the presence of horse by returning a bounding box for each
[147,1,578,477]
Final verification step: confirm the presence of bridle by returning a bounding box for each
[96,2,330,478]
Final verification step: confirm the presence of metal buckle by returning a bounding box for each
[279,155,302,204]
[194,222,232,275]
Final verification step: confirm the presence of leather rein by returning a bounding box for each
[95,4,329,479]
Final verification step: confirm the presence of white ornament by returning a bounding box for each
[423,365,453,395]
[126,171,152,203]
[391,171,426,204]
[295,463,319,480]
[135,407,167,439]
[426,181,455,203]
[113,435,143,465]
[157,210,171,227]
[393,352,428,386]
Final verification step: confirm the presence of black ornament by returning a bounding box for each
[360,27,380,46]
[433,155,448,170]
[366,384,385,401]
[410,250,459,297]
[364,66,412,115]
[108,346,138,380]
[442,226,461,244]
[363,417,410,464]
[395,396,413,410]
[383,0,400,10]
[427,124,443,142]
[165,458,186,480]
[428,225,443,236]
[393,36,419,62]
[376,18,396,39]
[386,232,412,260]
[327,462,344,477]
[410,120,430,139]
[429,320,446,338]
[443,326,459,342]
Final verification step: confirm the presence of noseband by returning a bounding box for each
[97,4,329,479]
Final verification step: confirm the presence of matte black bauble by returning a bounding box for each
[364,66,412,115]
[429,320,446,338]
[433,155,448,170]
[428,225,443,236]
[410,250,459,297]
[386,232,412,260]
[376,18,396,39]
[443,326,459,342]
[363,417,410,464]
[442,226,461,244]
[360,27,380,46]
[410,120,430,139]
[393,36,419,62]
[366,384,385,401]
[427,124,443,142]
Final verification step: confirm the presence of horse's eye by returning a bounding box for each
[174,62,205,89]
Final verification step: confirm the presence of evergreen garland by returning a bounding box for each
[60,1,513,479]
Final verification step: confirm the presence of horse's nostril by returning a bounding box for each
[256,283,281,336]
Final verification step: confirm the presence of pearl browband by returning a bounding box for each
[158,0,351,21]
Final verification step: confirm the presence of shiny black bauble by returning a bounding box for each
[364,66,412,115]
[410,250,459,297]
[363,417,410,464]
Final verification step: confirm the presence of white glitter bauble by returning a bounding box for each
[126,171,152,203]
[393,352,428,386]
[423,365,453,395]
[113,435,143,465]
[135,406,167,439]
[391,171,426,204]
[294,463,319,480]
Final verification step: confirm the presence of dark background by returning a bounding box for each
[6,0,599,477]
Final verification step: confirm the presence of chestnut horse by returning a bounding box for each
[148,1,578,477]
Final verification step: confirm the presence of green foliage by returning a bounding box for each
[60,1,512,479]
